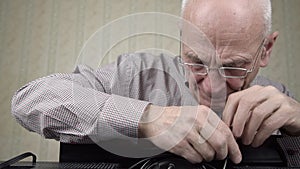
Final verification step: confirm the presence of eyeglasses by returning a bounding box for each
[179,40,265,79]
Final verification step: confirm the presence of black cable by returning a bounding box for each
[0,152,36,169]
[129,153,173,169]
[128,157,152,169]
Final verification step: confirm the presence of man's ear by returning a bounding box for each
[260,31,279,67]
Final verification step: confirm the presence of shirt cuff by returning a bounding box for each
[96,94,150,140]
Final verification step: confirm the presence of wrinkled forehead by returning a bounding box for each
[180,28,262,66]
[180,19,215,63]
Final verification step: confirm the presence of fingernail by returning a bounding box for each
[231,153,242,164]
[252,142,260,148]
[234,155,242,164]
[233,131,241,138]
[242,138,251,146]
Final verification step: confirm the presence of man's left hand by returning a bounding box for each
[222,85,300,147]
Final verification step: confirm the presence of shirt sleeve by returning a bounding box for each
[11,54,150,144]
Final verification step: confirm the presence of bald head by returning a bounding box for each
[181,0,271,42]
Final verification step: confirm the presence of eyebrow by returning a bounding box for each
[184,50,253,66]
[221,56,252,67]
[183,51,206,63]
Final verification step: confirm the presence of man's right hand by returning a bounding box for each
[138,105,242,164]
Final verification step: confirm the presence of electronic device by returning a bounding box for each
[129,135,300,169]
[2,136,300,169]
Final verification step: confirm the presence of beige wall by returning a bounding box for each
[0,0,299,161]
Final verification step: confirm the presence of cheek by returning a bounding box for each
[187,74,205,84]
[186,74,204,97]
[226,78,245,90]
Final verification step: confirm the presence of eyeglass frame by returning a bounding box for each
[179,39,266,79]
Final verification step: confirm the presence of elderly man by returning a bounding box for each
[12,0,300,164]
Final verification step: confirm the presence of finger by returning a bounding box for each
[206,128,228,160]
[195,108,229,161]
[217,123,242,164]
[208,122,242,163]
[206,119,241,163]
[231,86,271,137]
[195,110,220,161]
[222,86,262,126]
[227,134,242,164]
[170,140,204,163]
[242,98,280,145]
[183,146,204,164]
[252,111,287,147]
[192,136,216,162]
[222,92,240,126]
[199,113,220,143]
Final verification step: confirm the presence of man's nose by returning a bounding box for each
[203,69,227,95]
